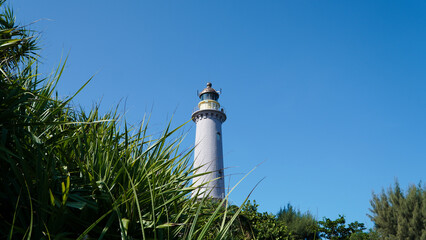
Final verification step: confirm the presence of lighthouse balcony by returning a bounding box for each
[192,107,227,122]
[193,106,226,114]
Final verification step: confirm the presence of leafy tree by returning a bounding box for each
[318,215,367,240]
[368,181,426,240]
[277,203,319,240]
[235,200,291,239]
[349,230,381,240]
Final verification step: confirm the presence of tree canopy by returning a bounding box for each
[369,181,426,239]
[277,203,319,240]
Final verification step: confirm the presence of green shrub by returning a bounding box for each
[277,203,319,240]
[0,1,242,238]
[369,181,426,240]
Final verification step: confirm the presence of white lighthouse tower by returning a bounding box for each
[192,83,227,199]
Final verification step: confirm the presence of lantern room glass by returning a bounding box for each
[200,93,218,101]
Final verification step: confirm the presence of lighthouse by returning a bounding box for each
[192,83,227,199]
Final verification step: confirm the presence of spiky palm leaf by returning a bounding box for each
[0,1,247,239]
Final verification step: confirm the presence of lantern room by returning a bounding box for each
[198,82,221,110]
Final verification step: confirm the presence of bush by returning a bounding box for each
[277,203,319,240]
[233,200,290,240]
[369,181,426,239]
[0,1,241,238]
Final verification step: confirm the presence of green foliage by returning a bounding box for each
[234,200,290,240]
[318,215,367,240]
[348,230,380,240]
[0,1,243,239]
[369,180,426,240]
[224,201,378,240]
[0,0,38,71]
[277,203,319,240]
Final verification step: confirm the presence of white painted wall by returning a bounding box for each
[192,110,226,199]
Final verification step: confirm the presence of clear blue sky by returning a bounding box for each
[12,0,426,227]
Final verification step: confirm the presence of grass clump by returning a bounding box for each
[0,1,243,239]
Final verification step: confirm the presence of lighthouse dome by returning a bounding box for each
[199,82,219,101]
